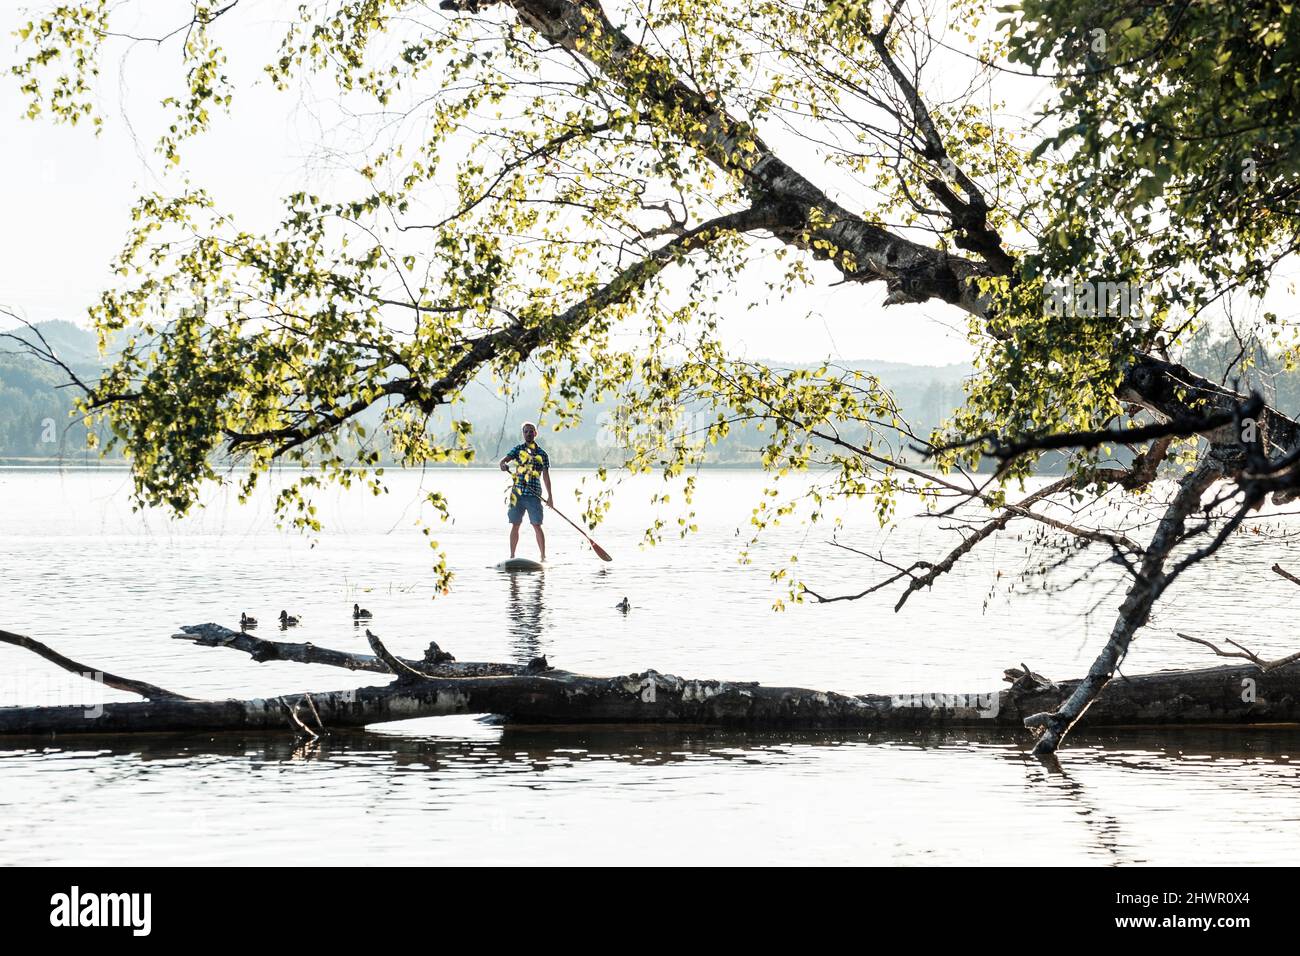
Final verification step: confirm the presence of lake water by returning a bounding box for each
[1,466,1297,865]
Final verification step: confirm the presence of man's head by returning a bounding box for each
[521,421,537,443]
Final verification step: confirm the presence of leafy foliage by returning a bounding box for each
[1001,0,1300,371]
[8,0,1296,603]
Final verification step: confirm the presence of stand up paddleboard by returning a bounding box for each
[495,557,544,572]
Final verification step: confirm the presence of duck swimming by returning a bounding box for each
[279,610,301,628]
[353,603,373,620]
[240,613,258,630]
[615,597,631,613]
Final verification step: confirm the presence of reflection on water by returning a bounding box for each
[0,723,1296,865]
[505,569,546,664]
[3,468,1300,864]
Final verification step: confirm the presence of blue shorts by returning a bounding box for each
[507,495,544,525]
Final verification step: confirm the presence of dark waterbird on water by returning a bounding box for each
[239,613,258,630]
[615,597,630,613]
[353,603,373,620]
[279,610,301,628]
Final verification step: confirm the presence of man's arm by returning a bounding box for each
[543,467,553,507]
[499,445,518,472]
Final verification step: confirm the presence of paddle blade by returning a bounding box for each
[548,502,613,562]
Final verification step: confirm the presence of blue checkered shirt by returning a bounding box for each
[505,442,549,500]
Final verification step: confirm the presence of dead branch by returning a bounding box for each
[365,629,435,681]
[1272,563,1300,588]
[1176,632,1300,673]
[1,628,190,701]
[172,623,522,677]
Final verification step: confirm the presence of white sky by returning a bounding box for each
[0,1,1052,367]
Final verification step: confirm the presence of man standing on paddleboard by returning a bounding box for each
[500,421,554,561]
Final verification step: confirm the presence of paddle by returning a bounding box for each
[547,502,613,562]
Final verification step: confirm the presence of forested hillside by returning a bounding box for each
[1,321,969,467]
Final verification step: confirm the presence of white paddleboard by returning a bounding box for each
[495,557,544,572]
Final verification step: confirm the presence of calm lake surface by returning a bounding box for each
[1,466,1297,865]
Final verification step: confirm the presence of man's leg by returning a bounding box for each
[528,496,546,561]
[509,522,521,558]
[532,522,546,562]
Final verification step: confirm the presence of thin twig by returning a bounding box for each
[301,692,328,735]
[278,696,319,739]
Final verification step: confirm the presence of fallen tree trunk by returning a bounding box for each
[1,625,1298,739]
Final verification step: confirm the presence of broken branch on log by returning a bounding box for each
[365,628,437,681]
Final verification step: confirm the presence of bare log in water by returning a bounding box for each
[0,624,1296,738]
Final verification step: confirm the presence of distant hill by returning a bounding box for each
[0,320,974,466]
[13,319,105,366]
[0,320,108,461]
[7,319,1288,476]
[434,357,971,466]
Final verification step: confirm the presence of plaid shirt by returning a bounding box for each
[505,442,549,500]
